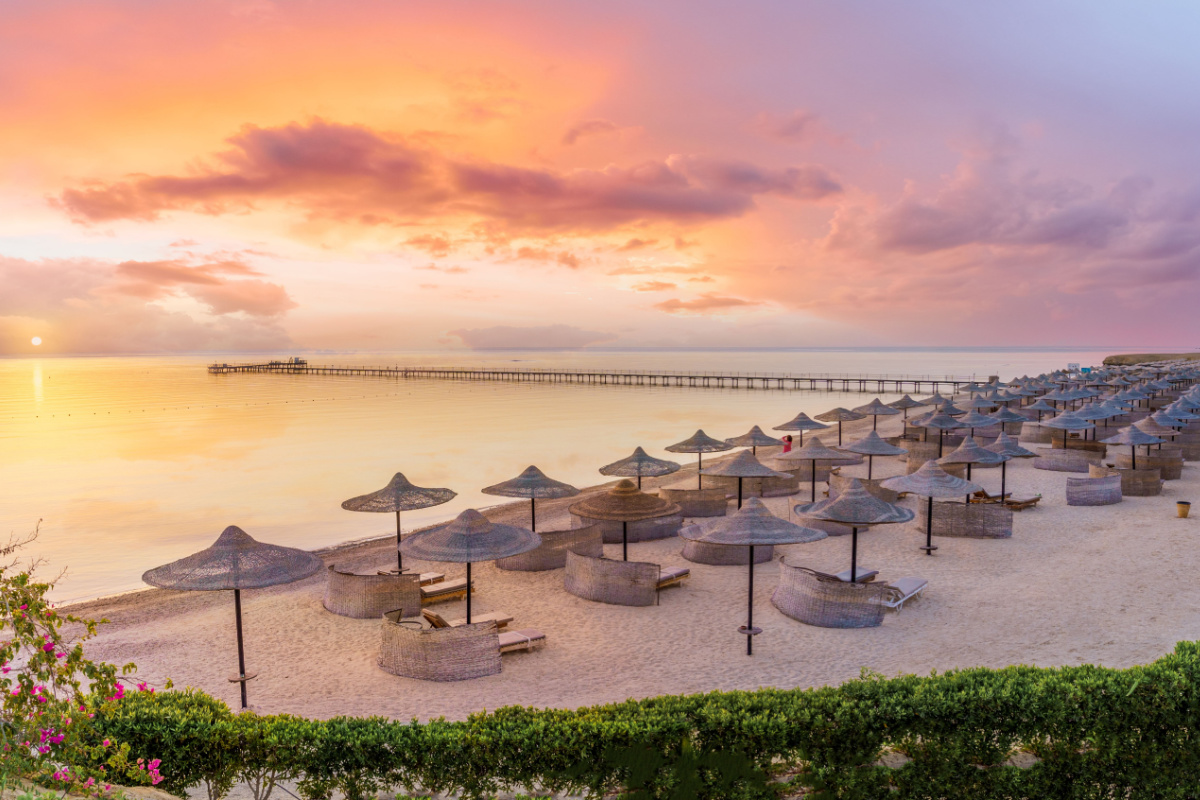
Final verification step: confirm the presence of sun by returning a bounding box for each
[31,337,42,346]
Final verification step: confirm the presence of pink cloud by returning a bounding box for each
[632,281,675,291]
[54,119,840,233]
[562,119,620,145]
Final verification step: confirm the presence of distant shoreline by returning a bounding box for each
[1103,352,1200,366]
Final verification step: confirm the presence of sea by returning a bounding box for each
[0,347,1124,601]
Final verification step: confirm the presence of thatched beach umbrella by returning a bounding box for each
[665,430,733,489]
[568,479,681,561]
[917,411,965,456]
[954,410,1000,437]
[1025,398,1058,421]
[938,436,1007,502]
[776,435,844,502]
[988,406,1027,427]
[771,412,830,445]
[680,498,826,655]
[853,398,901,431]
[143,526,323,709]
[881,462,982,556]
[599,446,681,489]
[815,407,865,446]
[341,473,456,573]
[842,430,907,480]
[725,425,783,455]
[701,449,790,508]
[1042,412,1095,450]
[794,479,913,583]
[401,509,539,624]
[888,395,926,419]
[482,466,579,532]
[963,395,998,411]
[1102,426,1165,470]
[986,432,1036,499]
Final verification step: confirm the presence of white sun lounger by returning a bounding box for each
[881,577,927,612]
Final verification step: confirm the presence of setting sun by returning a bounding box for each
[30,337,41,346]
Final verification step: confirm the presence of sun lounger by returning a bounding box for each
[420,577,470,604]
[970,490,1011,504]
[498,628,546,653]
[834,567,879,583]
[881,577,927,612]
[376,570,445,585]
[422,608,512,630]
[1004,494,1042,511]
[657,566,690,590]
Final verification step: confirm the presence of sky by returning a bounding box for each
[4,0,1200,355]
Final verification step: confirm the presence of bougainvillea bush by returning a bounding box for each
[0,525,158,795]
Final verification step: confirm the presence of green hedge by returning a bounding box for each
[86,641,1200,799]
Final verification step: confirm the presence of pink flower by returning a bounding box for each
[102,739,110,747]
[42,643,55,652]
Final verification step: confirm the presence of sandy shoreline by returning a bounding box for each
[68,407,1200,722]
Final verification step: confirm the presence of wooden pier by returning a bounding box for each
[207,359,981,393]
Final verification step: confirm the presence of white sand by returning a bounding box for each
[69,410,1200,721]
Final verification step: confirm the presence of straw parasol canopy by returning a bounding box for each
[916,411,966,456]
[815,407,865,446]
[681,498,826,654]
[880,462,982,556]
[938,436,1008,500]
[1042,411,1095,448]
[569,479,682,560]
[937,401,967,416]
[666,430,734,488]
[954,410,1000,435]
[341,473,457,573]
[402,509,539,624]
[599,446,681,489]
[986,431,1036,499]
[701,449,790,508]
[842,430,907,479]
[853,398,901,431]
[776,435,845,502]
[771,412,830,445]
[794,478,913,583]
[482,466,580,532]
[725,425,784,455]
[988,406,1027,425]
[1102,426,1165,470]
[143,526,323,709]
[888,394,926,419]
[1025,398,1058,421]
[963,395,998,411]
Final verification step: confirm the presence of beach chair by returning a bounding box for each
[420,577,470,604]
[1004,494,1042,511]
[970,489,1011,504]
[657,565,690,591]
[881,577,927,612]
[422,608,512,630]
[833,567,879,583]
[498,628,546,653]
[376,570,445,585]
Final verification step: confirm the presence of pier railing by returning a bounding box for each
[207,361,986,393]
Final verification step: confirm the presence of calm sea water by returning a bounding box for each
[0,348,1116,601]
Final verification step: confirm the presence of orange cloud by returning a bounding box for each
[653,293,759,314]
[632,281,675,291]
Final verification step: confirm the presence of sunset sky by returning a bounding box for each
[4,1,1200,354]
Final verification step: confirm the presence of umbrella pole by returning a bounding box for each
[873,415,878,431]
[234,588,248,710]
[838,421,843,447]
[1132,445,1136,470]
[939,429,944,457]
[850,527,858,583]
[698,454,703,489]
[623,521,628,562]
[1000,461,1007,500]
[466,562,472,624]
[737,477,743,509]
[867,455,873,481]
[810,461,817,503]
[923,496,936,555]
[637,475,642,489]
[743,546,757,655]
[966,463,972,504]
[395,511,404,573]
[530,498,536,532]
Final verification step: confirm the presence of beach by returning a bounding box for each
[67,407,1200,722]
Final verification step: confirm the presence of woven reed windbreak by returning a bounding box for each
[770,562,887,628]
[571,515,683,544]
[1032,447,1102,473]
[378,619,501,681]
[563,551,659,607]
[1114,453,1182,480]
[914,501,1013,539]
[494,526,604,572]
[322,566,422,619]
[704,473,800,498]
[655,488,729,518]
[1088,464,1163,496]
[1065,475,1123,506]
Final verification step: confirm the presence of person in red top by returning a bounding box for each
[781,435,793,453]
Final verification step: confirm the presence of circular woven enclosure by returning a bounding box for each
[142,526,322,591]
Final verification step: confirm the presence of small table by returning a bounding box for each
[835,567,878,583]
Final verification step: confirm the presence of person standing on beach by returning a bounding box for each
[782,435,793,453]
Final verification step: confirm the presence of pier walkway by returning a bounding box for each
[207,360,983,393]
